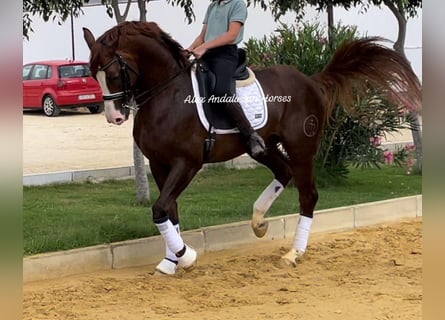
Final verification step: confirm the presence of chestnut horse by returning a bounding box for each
[83,21,421,275]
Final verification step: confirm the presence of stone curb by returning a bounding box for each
[23,142,412,186]
[23,156,256,186]
[23,166,142,186]
[23,195,422,283]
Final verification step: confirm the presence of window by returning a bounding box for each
[59,64,90,78]
[59,66,73,78]
[23,65,33,80]
[30,65,49,80]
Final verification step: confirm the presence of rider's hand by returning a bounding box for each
[183,49,193,58]
[191,45,208,59]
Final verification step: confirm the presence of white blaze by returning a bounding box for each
[96,71,125,125]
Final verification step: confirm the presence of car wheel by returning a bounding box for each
[42,95,61,117]
[87,103,104,114]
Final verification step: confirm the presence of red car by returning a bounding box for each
[23,60,104,117]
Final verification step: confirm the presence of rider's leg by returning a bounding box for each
[203,45,265,157]
[225,102,265,157]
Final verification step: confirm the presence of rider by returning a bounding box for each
[187,0,266,157]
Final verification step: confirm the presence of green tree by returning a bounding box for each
[23,0,196,40]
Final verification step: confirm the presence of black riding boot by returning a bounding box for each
[225,102,266,157]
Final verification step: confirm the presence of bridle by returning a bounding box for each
[98,54,140,111]
[98,54,197,111]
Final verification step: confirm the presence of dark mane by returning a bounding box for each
[90,21,188,71]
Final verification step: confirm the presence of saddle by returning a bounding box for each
[196,48,252,129]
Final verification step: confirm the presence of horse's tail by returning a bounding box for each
[311,37,422,122]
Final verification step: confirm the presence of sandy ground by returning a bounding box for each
[23,109,135,175]
[22,109,414,175]
[23,218,422,320]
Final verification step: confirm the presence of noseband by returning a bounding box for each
[98,54,197,111]
[99,55,140,111]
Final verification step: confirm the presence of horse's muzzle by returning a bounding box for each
[112,117,126,126]
[104,101,129,125]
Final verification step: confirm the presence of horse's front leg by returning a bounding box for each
[150,160,201,274]
[154,201,183,275]
[251,145,292,237]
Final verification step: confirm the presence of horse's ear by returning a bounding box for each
[83,27,96,50]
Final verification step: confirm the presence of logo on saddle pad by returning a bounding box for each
[190,66,268,134]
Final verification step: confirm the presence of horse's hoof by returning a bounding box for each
[252,220,269,238]
[182,261,197,272]
[155,258,178,275]
[178,245,197,272]
[281,249,304,267]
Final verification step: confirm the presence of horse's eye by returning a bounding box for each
[106,74,120,82]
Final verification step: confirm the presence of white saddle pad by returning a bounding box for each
[190,67,268,134]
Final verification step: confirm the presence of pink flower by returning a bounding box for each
[319,37,327,45]
[383,150,394,165]
[404,144,416,152]
[406,158,415,174]
[370,136,382,147]
[262,53,271,62]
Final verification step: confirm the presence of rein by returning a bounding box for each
[99,54,198,111]
[134,57,198,108]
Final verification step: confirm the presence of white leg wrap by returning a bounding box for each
[177,245,197,271]
[253,179,284,219]
[156,219,184,254]
[292,215,313,253]
[155,223,180,275]
[165,224,180,261]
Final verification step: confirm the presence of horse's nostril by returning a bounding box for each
[115,118,123,124]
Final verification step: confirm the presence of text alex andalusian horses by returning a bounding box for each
[83,21,421,275]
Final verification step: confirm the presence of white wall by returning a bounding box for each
[22,1,421,80]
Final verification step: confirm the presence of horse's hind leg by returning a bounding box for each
[251,143,293,237]
[282,155,318,267]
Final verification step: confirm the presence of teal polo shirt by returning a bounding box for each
[203,0,248,45]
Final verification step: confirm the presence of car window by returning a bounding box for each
[73,64,90,77]
[59,66,73,78]
[23,65,33,80]
[59,64,90,78]
[30,65,49,80]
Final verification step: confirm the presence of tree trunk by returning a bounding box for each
[137,0,147,22]
[385,0,422,173]
[111,0,132,22]
[110,0,151,204]
[327,5,334,43]
[131,0,150,204]
[133,109,150,205]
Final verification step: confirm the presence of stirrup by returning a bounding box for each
[249,132,266,157]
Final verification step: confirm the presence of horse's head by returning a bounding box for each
[83,22,190,126]
[83,27,139,125]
